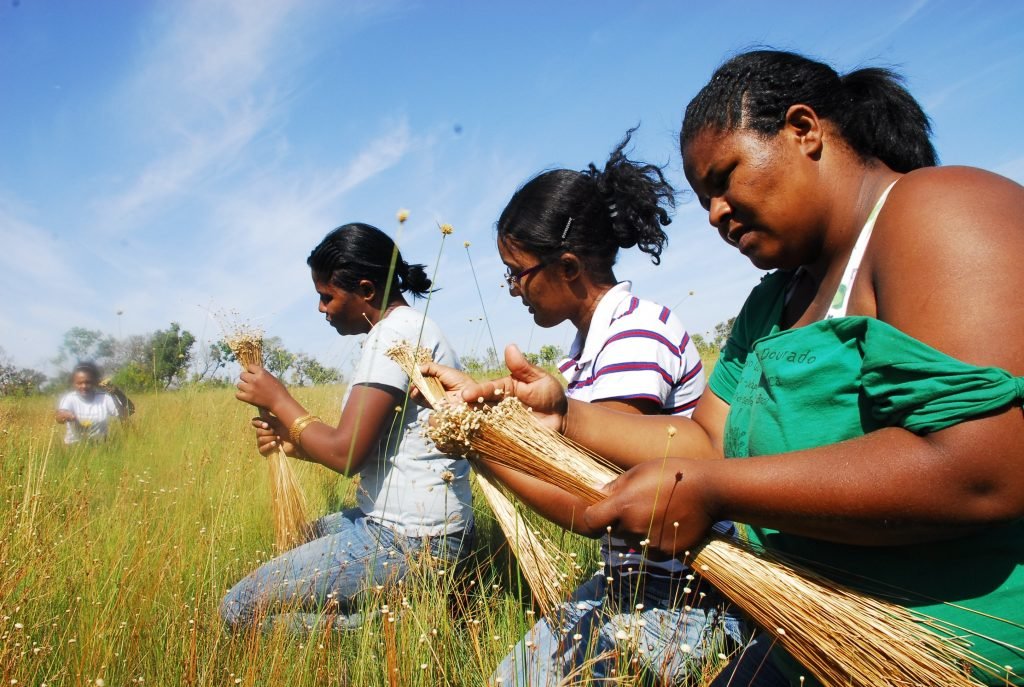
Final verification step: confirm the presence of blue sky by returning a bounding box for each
[2,0,1023,377]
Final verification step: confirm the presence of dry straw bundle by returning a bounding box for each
[473,467,581,616]
[226,325,313,551]
[387,343,579,615]
[387,341,997,687]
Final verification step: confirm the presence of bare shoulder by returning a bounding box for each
[888,165,1024,211]
[869,166,1024,370]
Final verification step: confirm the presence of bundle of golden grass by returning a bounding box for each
[473,467,580,616]
[386,341,995,687]
[387,343,578,614]
[226,327,313,551]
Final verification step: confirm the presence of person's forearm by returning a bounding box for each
[563,399,717,468]
[479,459,598,536]
[703,416,1024,546]
[288,421,368,475]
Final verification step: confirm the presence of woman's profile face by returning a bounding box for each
[683,125,823,271]
[72,371,97,399]
[497,236,575,329]
[313,277,367,336]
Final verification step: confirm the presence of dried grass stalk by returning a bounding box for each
[474,467,576,616]
[226,327,313,551]
[387,341,995,687]
[387,342,575,613]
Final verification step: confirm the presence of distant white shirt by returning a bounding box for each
[345,306,473,537]
[58,391,121,444]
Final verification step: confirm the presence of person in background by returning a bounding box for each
[55,362,125,444]
[223,222,474,632]
[484,129,754,686]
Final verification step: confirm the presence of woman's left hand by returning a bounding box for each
[251,414,298,457]
[236,365,289,411]
[583,457,718,556]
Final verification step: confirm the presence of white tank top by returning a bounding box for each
[824,180,899,319]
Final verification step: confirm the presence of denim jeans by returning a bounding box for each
[220,507,474,632]
[490,569,773,686]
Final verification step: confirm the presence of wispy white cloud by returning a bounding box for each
[95,0,310,230]
[0,200,96,369]
[846,0,931,61]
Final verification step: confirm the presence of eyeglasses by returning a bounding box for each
[504,262,546,289]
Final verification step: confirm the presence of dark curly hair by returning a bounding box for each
[681,50,937,173]
[497,126,675,277]
[307,223,431,299]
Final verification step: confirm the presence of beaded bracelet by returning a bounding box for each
[288,413,322,447]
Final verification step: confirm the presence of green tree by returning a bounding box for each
[0,348,47,396]
[712,317,736,349]
[290,353,342,387]
[191,342,230,384]
[55,327,116,369]
[149,322,196,389]
[263,337,296,377]
[538,344,564,368]
[693,317,736,360]
[460,356,487,378]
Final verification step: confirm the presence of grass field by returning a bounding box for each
[0,384,624,686]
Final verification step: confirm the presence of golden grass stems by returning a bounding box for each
[387,341,996,687]
[225,326,313,552]
[473,467,576,616]
[387,342,574,615]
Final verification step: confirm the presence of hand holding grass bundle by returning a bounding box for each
[390,341,995,687]
[225,326,313,552]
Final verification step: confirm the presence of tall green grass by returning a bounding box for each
[1,386,608,686]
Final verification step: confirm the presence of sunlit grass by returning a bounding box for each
[0,386,606,686]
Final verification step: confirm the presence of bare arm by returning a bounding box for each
[586,167,1024,553]
[422,344,720,463]
[586,411,1023,555]
[562,395,722,467]
[238,365,402,476]
[478,398,669,536]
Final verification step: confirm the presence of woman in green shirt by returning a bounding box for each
[428,50,1024,684]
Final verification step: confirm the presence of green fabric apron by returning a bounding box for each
[709,271,1024,684]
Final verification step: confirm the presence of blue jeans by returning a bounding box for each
[490,570,777,686]
[220,507,474,632]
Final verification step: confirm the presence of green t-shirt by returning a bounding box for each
[709,271,1024,683]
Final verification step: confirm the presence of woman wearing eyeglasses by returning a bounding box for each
[487,129,756,686]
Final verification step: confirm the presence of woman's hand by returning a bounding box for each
[421,344,568,432]
[55,409,75,424]
[583,457,718,557]
[236,365,289,412]
[250,414,300,458]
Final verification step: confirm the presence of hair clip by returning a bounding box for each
[608,202,619,219]
[561,217,574,241]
